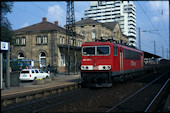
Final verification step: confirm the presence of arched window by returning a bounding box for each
[39,52,46,67]
[60,53,65,66]
[81,31,85,36]
[92,30,96,39]
[18,53,24,59]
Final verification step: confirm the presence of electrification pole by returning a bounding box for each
[66,1,76,75]
[154,41,156,55]
[169,1,170,60]
[162,45,164,58]
[138,28,141,50]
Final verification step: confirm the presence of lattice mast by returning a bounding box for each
[66,1,77,74]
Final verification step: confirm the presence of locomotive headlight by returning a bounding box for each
[81,65,93,70]
[81,66,84,70]
[99,65,111,70]
[107,66,111,70]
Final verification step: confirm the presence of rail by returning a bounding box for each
[144,78,170,112]
[106,70,169,112]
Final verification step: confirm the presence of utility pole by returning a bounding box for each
[169,1,170,60]
[6,43,10,89]
[138,28,141,50]
[66,1,76,75]
[154,41,156,55]
[162,45,164,58]
[167,48,168,59]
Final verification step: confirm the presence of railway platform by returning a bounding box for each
[1,73,82,107]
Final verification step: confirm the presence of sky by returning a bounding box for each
[6,1,169,60]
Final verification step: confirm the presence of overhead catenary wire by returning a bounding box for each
[152,2,168,35]
[136,1,168,47]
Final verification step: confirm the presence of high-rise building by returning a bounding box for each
[84,1,136,47]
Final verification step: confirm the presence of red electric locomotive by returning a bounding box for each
[80,41,144,87]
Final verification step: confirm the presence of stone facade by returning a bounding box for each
[11,18,84,73]
[75,18,129,44]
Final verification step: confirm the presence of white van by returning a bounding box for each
[19,69,50,81]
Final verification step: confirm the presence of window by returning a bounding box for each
[60,36,62,44]
[81,31,84,36]
[37,36,41,44]
[35,70,39,73]
[78,40,82,47]
[82,46,110,56]
[124,49,140,60]
[42,36,47,44]
[60,54,65,66]
[59,36,65,44]
[32,70,35,73]
[83,47,95,56]
[18,53,24,59]
[21,37,26,45]
[97,46,109,55]
[62,37,65,44]
[21,71,29,74]
[92,31,96,39]
[16,38,20,45]
[37,36,48,45]
[39,70,43,73]
[114,46,118,56]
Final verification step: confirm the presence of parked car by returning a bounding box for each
[19,69,50,81]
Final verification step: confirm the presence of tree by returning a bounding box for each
[1,1,14,45]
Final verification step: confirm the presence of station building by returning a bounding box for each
[75,18,129,44]
[11,18,84,73]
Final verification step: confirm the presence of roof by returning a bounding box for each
[14,21,66,33]
[143,51,161,58]
[75,18,118,31]
[102,22,118,31]
[75,18,100,25]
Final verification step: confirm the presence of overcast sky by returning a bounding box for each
[6,1,169,59]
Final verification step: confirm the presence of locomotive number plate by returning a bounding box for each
[83,59,92,61]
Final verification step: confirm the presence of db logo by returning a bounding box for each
[131,61,136,66]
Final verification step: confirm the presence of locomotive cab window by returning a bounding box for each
[82,46,110,56]
[97,46,109,55]
[83,47,95,55]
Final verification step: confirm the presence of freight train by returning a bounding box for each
[80,41,145,87]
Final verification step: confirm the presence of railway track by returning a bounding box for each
[2,88,96,113]
[45,68,169,112]
[106,71,169,112]
[2,68,169,112]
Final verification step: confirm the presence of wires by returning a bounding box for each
[136,1,169,46]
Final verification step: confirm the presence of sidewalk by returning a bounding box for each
[1,73,81,97]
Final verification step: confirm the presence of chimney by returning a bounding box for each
[54,21,58,25]
[42,17,47,22]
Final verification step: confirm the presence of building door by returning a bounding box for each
[39,52,46,67]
